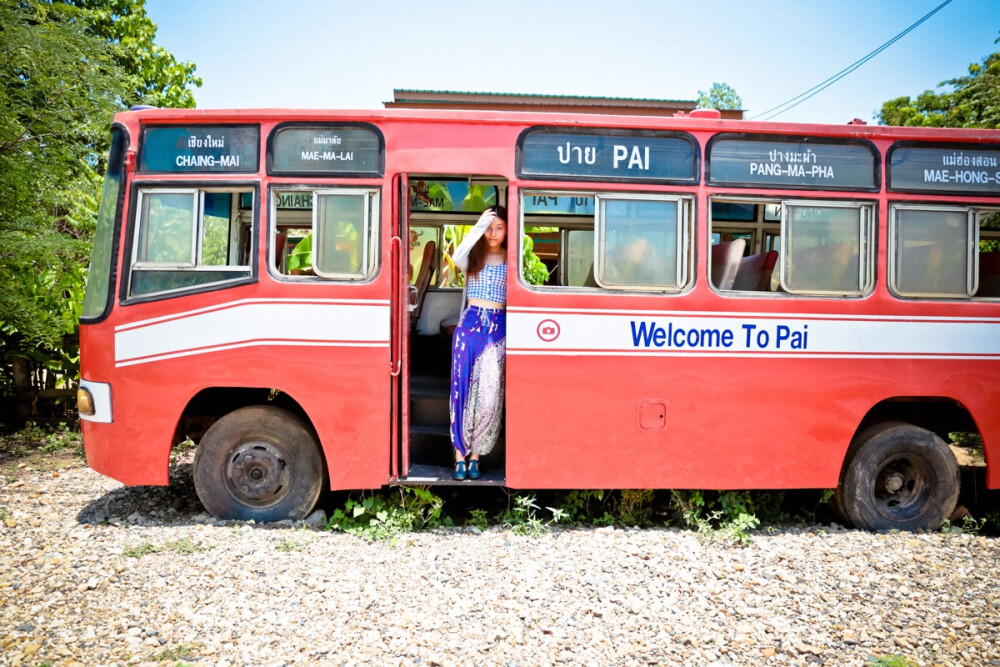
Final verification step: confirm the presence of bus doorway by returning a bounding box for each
[395,175,508,485]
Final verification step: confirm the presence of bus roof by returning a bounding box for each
[114,106,1000,143]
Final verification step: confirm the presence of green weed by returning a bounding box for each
[151,644,199,662]
[275,529,315,552]
[867,655,917,667]
[326,486,449,544]
[121,538,213,558]
[669,490,762,545]
[502,493,568,537]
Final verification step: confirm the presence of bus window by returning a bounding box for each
[889,205,1000,299]
[521,190,691,291]
[781,202,873,295]
[563,229,595,286]
[597,195,685,290]
[271,188,379,280]
[129,188,253,298]
[409,226,440,286]
[978,211,1000,298]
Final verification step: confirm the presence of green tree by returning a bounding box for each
[0,0,200,420]
[879,37,1000,129]
[67,0,202,108]
[696,82,744,111]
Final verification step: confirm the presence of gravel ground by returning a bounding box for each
[1,456,999,667]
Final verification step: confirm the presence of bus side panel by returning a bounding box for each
[82,308,390,490]
[506,355,1000,490]
[505,355,861,489]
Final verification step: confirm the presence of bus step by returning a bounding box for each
[408,426,453,468]
[410,377,449,427]
[397,463,505,486]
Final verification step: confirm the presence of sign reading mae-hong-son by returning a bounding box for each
[708,136,878,190]
[518,129,698,183]
[889,144,1000,195]
[270,125,383,176]
[139,126,259,173]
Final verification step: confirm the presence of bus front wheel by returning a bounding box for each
[836,422,959,532]
[193,405,324,521]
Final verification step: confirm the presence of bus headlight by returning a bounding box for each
[78,380,113,423]
[77,388,95,416]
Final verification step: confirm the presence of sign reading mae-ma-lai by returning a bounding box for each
[270,125,383,176]
[139,126,259,173]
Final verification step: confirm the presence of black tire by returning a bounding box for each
[193,405,324,521]
[836,421,959,532]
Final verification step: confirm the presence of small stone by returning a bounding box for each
[303,509,327,527]
[761,647,776,658]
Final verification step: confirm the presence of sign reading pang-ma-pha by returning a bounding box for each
[707,135,879,191]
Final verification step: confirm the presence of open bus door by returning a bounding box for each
[396,175,508,485]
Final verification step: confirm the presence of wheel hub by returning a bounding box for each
[873,455,930,517]
[225,440,290,507]
[883,471,905,494]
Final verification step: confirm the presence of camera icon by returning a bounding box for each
[536,319,561,342]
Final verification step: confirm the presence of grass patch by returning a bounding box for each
[151,644,200,662]
[326,486,449,544]
[275,532,315,552]
[868,655,917,667]
[121,538,213,558]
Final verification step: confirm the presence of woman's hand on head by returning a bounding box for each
[475,209,496,228]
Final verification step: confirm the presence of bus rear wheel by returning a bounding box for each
[836,422,959,532]
[193,405,324,522]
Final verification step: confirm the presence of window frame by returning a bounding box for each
[518,188,693,294]
[268,185,381,283]
[778,199,875,297]
[594,192,690,292]
[888,203,980,299]
[124,183,257,302]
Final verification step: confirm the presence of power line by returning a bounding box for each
[750,0,954,121]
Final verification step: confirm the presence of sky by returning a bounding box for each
[145,0,1000,125]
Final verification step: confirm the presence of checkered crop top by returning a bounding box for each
[466,262,507,305]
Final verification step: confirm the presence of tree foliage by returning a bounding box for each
[68,0,202,108]
[0,0,200,416]
[879,37,1000,129]
[696,82,744,111]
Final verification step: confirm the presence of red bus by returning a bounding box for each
[78,107,1000,531]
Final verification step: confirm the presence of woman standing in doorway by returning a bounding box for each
[449,206,507,480]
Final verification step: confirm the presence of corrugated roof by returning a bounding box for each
[390,89,696,106]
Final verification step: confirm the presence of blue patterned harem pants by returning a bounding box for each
[449,306,506,458]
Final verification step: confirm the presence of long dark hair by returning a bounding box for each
[466,205,507,279]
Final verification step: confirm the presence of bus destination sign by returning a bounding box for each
[889,144,1000,195]
[270,125,383,176]
[139,125,259,173]
[518,129,698,183]
[708,136,878,190]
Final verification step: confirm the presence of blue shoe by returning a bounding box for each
[453,461,467,481]
[468,459,480,480]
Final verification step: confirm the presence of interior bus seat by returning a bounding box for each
[791,242,858,292]
[273,233,287,273]
[411,241,437,322]
[977,250,1000,297]
[710,238,746,290]
[732,250,779,291]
